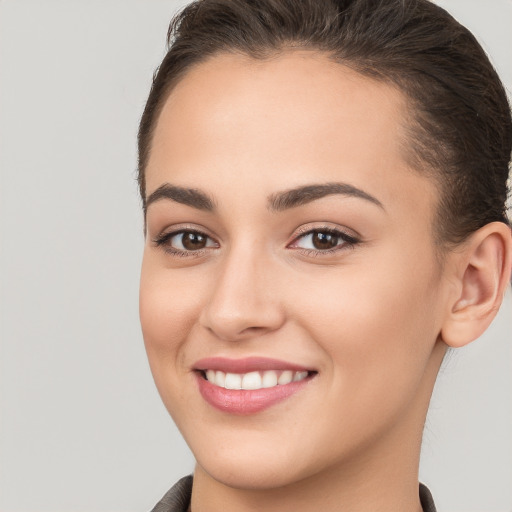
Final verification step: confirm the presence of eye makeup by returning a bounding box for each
[152,224,360,259]
[287,225,360,256]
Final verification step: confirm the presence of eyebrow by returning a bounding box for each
[267,182,384,212]
[145,181,384,214]
[145,184,216,213]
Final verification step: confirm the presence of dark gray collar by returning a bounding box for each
[419,482,437,512]
[151,476,437,512]
[150,475,192,512]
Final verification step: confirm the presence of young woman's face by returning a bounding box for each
[140,51,449,489]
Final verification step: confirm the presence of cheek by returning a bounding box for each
[291,251,441,418]
[139,257,206,385]
[294,259,438,346]
[139,263,208,431]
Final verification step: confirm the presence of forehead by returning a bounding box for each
[147,51,435,222]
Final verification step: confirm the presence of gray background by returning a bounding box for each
[0,0,510,511]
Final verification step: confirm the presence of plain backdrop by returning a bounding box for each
[0,0,511,511]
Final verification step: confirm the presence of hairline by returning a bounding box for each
[139,46,464,259]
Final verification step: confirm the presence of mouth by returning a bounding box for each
[193,357,317,414]
[200,368,312,390]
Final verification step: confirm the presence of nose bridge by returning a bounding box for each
[200,239,283,340]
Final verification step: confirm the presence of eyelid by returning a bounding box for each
[151,222,360,259]
[287,224,361,254]
[292,223,359,238]
[152,223,217,242]
[152,224,220,257]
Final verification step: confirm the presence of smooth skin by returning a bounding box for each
[140,51,512,512]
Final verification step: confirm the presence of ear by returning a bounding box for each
[441,222,512,348]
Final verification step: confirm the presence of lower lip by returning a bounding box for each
[195,373,312,415]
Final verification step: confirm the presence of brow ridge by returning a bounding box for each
[267,182,384,211]
[145,183,216,213]
[145,181,383,214]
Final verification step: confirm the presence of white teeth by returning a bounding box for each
[204,369,310,390]
[214,370,226,387]
[293,371,308,381]
[241,371,262,390]
[278,370,293,385]
[262,370,278,388]
[224,373,242,389]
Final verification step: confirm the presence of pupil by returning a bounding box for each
[182,232,206,250]
[312,232,338,250]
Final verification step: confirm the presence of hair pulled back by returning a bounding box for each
[138,0,512,247]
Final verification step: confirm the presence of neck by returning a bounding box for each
[191,425,423,512]
[190,341,446,512]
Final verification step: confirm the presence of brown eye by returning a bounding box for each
[154,229,218,255]
[290,228,359,254]
[311,231,339,250]
[181,232,207,250]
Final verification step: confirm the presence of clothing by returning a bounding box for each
[150,475,437,512]
[150,476,192,512]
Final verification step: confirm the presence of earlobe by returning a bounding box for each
[441,222,512,348]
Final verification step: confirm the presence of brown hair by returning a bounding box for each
[138,0,511,246]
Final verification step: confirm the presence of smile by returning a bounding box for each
[203,369,310,390]
[193,357,317,414]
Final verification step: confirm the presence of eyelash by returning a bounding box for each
[152,226,360,258]
[152,228,216,258]
[290,226,360,256]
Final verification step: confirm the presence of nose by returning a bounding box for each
[199,245,285,342]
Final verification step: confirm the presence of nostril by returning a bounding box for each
[241,326,268,335]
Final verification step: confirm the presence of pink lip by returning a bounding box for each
[195,374,313,415]
[193,357,316,415]
[193,356,312,373]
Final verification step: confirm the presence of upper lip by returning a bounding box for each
[193,356,314,374]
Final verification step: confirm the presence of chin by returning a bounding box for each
[187,428,333,491]
[198,455,311,490]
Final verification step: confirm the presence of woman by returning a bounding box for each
[137,0,512,511]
